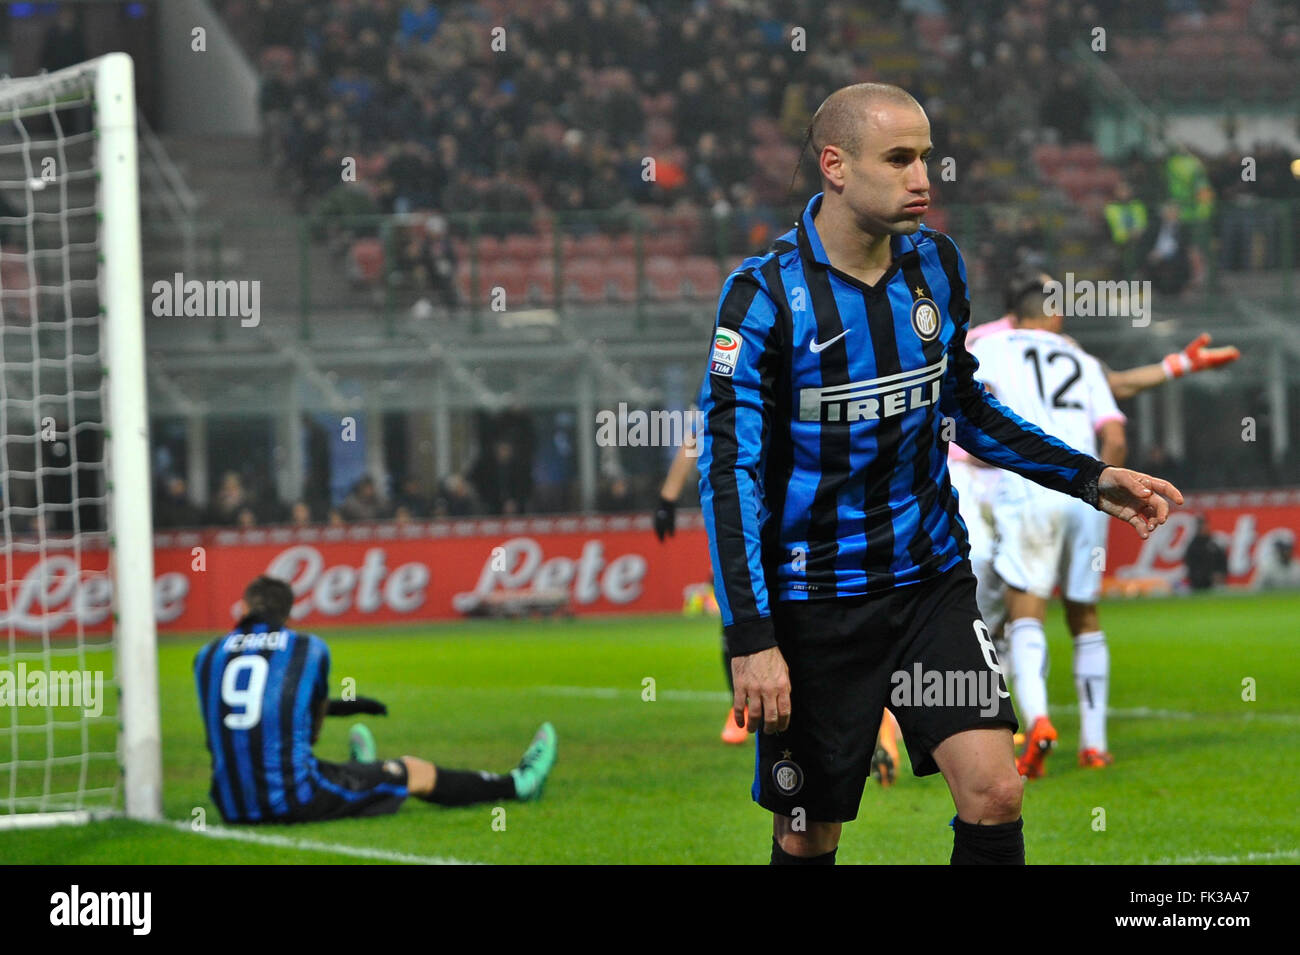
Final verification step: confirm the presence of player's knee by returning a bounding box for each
[970,773,1023,822]
[1065,602,1099,635]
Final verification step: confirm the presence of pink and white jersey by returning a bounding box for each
[968,326,1125,459]
[949,316,1015,464]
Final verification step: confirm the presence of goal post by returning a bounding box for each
[98,53,162,824]
[0,53,160,828]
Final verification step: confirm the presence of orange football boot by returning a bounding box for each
[1078,748,1114,769]
[721,707,749,744]
[872,709,901,786]
[1015,716,1058,779]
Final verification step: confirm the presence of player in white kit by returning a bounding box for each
[951,269,1240,642]
[971,285,1126,777]
[956,268,1237,701]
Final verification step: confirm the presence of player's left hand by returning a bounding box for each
[1096,467,1184,539]
[1163,333,1240,378]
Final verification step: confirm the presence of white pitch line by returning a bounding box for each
[158,819,477,865]
[533,686,1300,722]
[1056,704,1300,724]
[535,685,728,703]
[1147,848,1300,865]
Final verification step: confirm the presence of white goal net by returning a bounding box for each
[0,54,159,828]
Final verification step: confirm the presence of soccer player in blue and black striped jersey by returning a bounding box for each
[696,83,1184,865]
[195,576,557,824]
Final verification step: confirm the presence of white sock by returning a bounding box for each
[1008,617,1049,726]
[1073,630,1109,753]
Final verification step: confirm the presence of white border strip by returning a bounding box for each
[159,820,477,865]
[1148,849,1300,865]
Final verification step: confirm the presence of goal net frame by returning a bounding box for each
[0,53,159,828]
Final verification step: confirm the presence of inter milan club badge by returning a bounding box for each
[772,753,804,796]
[910,296,940,341]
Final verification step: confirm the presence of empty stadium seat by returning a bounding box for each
[349,238,384,285]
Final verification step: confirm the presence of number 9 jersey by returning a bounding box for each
[194,623,331,823]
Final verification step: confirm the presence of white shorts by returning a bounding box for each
[948,458,1000,566]
[991,475,1107,604]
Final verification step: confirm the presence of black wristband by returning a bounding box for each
[724,616,778,657]
[1073,460,1107,509]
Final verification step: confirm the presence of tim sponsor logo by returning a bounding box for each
[799,356,946,424]
[50,885,151,935]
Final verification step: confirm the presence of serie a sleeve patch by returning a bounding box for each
[710,328,742,376]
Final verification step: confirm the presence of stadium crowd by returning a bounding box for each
[216,0,1297,302]
[136,0,1295,524]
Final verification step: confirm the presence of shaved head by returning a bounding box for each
[800,82,932,253]
[808,83,924,159]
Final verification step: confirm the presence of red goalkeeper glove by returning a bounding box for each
[1163,333,1240,378]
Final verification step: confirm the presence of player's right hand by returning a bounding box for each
[652,496,676,541]
[731,646,792,734]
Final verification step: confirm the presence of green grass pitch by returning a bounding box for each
[2,591,1297,864]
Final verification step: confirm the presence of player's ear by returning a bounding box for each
[820,145,846,188]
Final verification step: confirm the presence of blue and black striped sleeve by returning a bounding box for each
[934,235,1106,501]
[697,269,782,657]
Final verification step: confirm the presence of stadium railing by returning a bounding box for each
[141,198,1298,343]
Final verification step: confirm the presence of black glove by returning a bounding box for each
[653,496,676,541]
[326,696,389,716]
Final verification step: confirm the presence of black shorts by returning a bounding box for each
[287,758,410,823]
[754,560,1017,823]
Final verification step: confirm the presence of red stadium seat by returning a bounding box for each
[605,258,638,303]
[478,258,529,304]
[681,258,721,300]
[259,46,295,74]
[349,238,384,285]
[525,259,556,305]
[564,260,606,303]
[503,233,547,260]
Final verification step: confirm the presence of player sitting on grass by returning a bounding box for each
[195,575,557,824]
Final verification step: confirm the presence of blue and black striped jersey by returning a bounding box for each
[194,621,330,822]
[697,193,1105,655]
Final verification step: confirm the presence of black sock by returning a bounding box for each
[950,816,1025,865]
[419,768,518,807]
[770,836,837,865]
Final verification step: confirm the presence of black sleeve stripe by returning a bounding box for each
[757,256,794,590]
[278,635,312,813]
[800,256,853,595]
[706,276,765,624]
